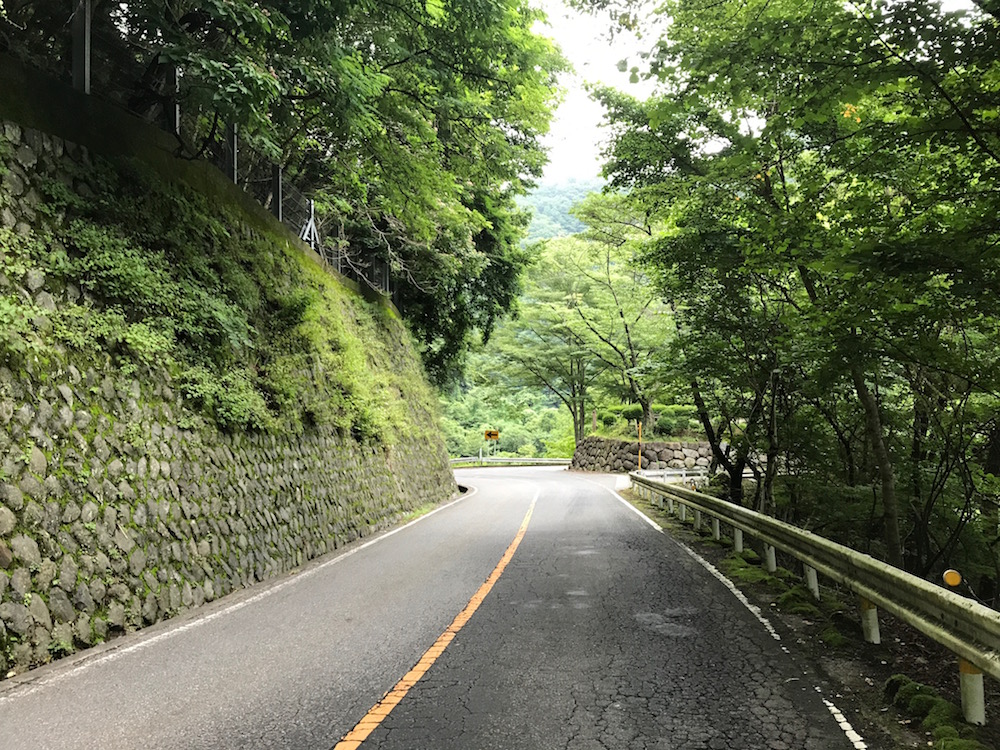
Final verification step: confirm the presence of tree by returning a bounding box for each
[2,0,567,378]
[488,242,607,444]
[590,0,1000,577]
[488,206,673,443]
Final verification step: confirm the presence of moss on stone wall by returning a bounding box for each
[0,119,455,677]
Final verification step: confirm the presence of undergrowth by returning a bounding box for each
[1,148,435,444]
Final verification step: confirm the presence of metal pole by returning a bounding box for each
[72,0,92,94]
[764,544,777,573]
[859,597,881,644]
[166,65,181,135]
[959,659,986,725]
[225,124,238,183]
[804,565,820,601]
[271,165,283,222]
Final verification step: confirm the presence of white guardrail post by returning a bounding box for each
[628,471,1000,725]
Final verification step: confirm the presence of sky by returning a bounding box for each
[534,1,656,184]
[533,0,976,185]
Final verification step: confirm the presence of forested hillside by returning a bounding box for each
[0,0,564,382]
[519,178,605,243]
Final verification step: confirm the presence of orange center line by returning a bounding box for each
[333,498,537,750]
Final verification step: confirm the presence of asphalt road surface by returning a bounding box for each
[0,467,864,750]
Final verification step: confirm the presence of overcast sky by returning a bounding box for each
[534,0,654,184]
[533,0,976,185]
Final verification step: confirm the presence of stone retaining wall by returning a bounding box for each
[571,436,714,473]
[0,119,455,676]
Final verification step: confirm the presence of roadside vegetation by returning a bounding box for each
[1,152,440,446]
[626,487,996,750]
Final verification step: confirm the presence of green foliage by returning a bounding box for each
[0,295,42,359]
[519,178,605,243]
[438,358,575,457]
[3,0,568,380]
[653,405,699,437]
[620,403,644,421]
[588,0,1000,582]
[0,140,440,444]
[180,366,273,432]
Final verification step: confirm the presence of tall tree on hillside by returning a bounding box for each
[488,243,607,444]
[590,0,1000,573]
[489,211,672,443]
[1,0,566,379]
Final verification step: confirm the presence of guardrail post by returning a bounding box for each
[804,566,820,601]
[733,528,743,553]
[859,597,881,644]
[667,496,674,514]
[711,518,720,541]
[959,659,986,725]
[764,544,777,573]
[679,504,687,523]
[693,509,702,532]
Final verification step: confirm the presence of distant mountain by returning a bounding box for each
[519,178,604,243]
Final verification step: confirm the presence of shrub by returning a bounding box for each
[620,403,644,421]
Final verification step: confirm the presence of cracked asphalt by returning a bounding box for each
[370,469,853,750]
[0,467,857,749]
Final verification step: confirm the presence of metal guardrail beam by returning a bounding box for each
[630,472,1000,723]
[449,457,571,467]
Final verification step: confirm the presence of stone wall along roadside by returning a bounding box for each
[0,120,456,677]
[571,435,714,473]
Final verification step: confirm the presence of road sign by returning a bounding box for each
[484,430,500,441]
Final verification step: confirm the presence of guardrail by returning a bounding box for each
[449,457,571,467]
[634,467,710,483]
[629,472,1000,725]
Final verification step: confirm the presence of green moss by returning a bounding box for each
[776,585,823,618]
[921,699,962,731]
[936,740,989,750]
[894,679,936,710]
[907,693,940,717]
[819,624,848,647]
[719,554,775,584]
[933,726,960,741]
[884,674,982,749]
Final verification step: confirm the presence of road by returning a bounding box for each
[0,467,864,749]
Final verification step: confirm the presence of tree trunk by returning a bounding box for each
[641,398,655,433]
[691,378,745,505]
[851,367,903,567]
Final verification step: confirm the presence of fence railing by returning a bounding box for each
[450,457,572,467]
[0,0,393,297]
[629,472,999,725]
[634,467,711,484]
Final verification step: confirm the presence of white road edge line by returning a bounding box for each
[594,477,869,750]
[821,694,869,750]
[0,487,479,705]
[585,478,664,533]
